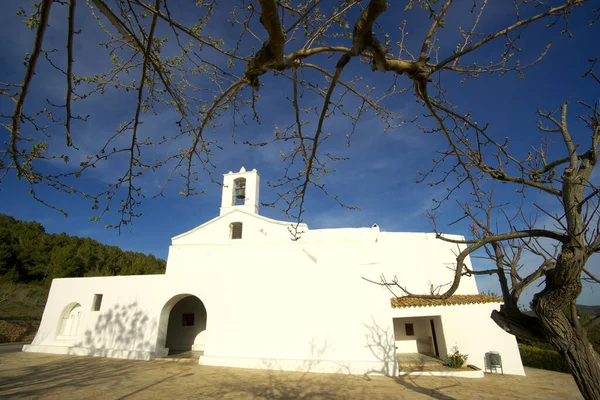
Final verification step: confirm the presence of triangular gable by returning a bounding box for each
[171,209,308,242]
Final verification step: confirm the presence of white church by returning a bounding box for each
[24,167,525,376]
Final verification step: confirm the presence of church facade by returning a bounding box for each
[24,167,525,376]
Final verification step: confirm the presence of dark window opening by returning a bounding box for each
[233,178,246,206]
[231,222,243,239]
[405,323,415,336]
[92,294,103,311]
[182,313,195,326]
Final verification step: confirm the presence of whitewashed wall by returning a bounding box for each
[26,190,524,376]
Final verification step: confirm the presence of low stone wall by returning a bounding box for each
[0,320,40,343]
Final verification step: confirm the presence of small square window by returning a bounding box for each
[182,313,195,326]
[405,323,415,336]
[92,294,103,311]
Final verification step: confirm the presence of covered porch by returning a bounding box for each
[392,315,446,359]
[389,294,508,377]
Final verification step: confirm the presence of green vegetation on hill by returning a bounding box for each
[0,214,166,283]
[576,305,600,317]
[0,283,49,319]
[0,214,166,319]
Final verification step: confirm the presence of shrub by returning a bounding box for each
[518,344,570,373]
[446,346,468,368]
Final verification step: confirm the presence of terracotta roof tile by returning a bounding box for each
[390,294,503,308]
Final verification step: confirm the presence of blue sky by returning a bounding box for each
[0,1,598,306]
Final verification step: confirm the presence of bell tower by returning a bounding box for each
[220,166,260,216]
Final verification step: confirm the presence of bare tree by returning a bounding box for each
[371,63,600,397]
[1,0,599,397]
[420,94,600,399]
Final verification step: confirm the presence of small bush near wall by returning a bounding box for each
[445,346,468,368]
[518,344,570,373]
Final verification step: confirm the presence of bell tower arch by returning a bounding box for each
[220,166,260,216]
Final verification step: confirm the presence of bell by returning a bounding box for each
[234,179,246,201]
[236,187,245,199]
[235,181,246,199]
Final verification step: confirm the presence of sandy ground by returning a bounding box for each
[0,351,583,399]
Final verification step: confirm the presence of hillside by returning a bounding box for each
[523,305,600,319]
[577,305,600,317]
[0,214,166,319]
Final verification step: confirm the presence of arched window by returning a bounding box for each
[233,178,246,206]
[57,303,82,338]
[230,222,243,239]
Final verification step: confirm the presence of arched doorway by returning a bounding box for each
[162,295,207,353]
[57,303,82,338]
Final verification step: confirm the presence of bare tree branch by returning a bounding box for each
[10,0,53,174]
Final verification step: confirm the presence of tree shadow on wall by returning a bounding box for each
[73,301,157,358]
[363,318,458,400]
[362,317,397,377]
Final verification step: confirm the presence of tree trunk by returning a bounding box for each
[532,249,600,400]
[559,335,600,400]
[534,305,600,400]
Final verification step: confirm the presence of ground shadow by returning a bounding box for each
[0,354,583,399]
[393,375,457,400]
[0,354,146,397]
[1,302,160,397]
[246,338,356,399]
